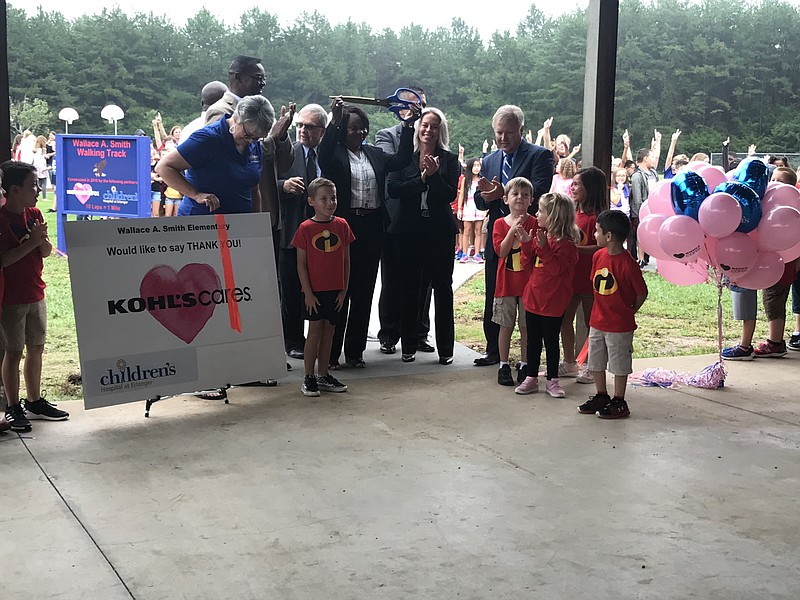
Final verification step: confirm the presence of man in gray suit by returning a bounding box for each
[375,86,434,355]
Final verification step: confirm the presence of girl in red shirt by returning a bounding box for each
[516,193,580,397]
[560,167,609,382]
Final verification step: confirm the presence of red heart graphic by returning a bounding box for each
[139,264,221,344]
[73,183,93,204]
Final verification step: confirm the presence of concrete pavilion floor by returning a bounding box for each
[2,346,800,599]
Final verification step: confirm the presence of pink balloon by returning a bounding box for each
[637,214,672,261]
[733,251,784,289]
[647,179,675,215]
[697,165,727,193]
[697,192,742,238]
[756,206,800,252]
[762,183,800,215]
[778,239,800,262]
[639,200,652,219]
[658,215,705,263]
[658,259,709,286]
[714,232,757,276]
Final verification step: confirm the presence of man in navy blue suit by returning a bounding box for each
[473,105,554,366]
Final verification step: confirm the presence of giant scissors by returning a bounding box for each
[330,88,422,122]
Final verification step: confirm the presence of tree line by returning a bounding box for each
[7,0,800,159]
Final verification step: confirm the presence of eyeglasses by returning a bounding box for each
[241,72,266,86]
[240,121,261,142]
[297,122,324,131]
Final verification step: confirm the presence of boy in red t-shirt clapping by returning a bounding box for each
[0,161,69,433]
[292,178,354,397]
[492,177,537,386]
[580,210,648,419]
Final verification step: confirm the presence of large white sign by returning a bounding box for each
[65,214,285,409]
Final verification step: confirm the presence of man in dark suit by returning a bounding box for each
[276,104,328,359]
[205,55,295,238]
[374,86,434,355]
[474,104,554,366]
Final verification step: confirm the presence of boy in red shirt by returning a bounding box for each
[580,210,648,419]
[292,178,354,397]
[492,177,537,386]
[0,161,68,433]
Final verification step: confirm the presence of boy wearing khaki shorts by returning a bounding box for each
[491,177,538,386]
[579,210,648,419]
[0,161,68,433]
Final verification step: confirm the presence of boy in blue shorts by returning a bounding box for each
[0,161,69,432]
[579,210,648,419]
[292,178,354,397]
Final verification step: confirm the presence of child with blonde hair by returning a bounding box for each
[515,193,580,397]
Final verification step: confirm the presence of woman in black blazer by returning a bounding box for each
[317,97,419,368]
[387,107,459,364]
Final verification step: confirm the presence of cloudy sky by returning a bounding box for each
[17,0,590,41]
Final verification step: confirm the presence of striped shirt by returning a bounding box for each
[347,149,378,209]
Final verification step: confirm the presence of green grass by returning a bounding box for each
[454,269,786,359]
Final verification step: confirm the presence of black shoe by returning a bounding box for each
[497,364,514,386]
[439,356,453,365]
[24,397,69,421]
[379,342,397,354]
[317,374,347,393]
[301,375,320,397]
[578,392,611,414]
[287,348,304,360]
[418,340,435,353]
[345,357,366,368]
[516,364,528,385]
[401,353,416,363]
[5,403,31,432]
[474,352,500,366]
[597,397,631,419]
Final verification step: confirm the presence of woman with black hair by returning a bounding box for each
[317,96,420,369]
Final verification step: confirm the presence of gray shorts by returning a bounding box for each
[0,300,47,352]
[731,287,757,321]
[588,327,634,376]
[492,296,525,329]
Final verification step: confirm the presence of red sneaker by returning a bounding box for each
[753,339,787,358]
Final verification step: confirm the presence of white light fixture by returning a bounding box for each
[59,107,79,133]
[101,104,125,135]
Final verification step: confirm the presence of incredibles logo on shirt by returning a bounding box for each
[506,246,523,272]
[593,268,618,296]
[578,228,589,246]
[534,256,543,268]
[312,230,341,253]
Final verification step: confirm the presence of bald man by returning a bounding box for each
[179,81,228,144]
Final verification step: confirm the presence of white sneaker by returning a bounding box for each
[558,361,579,378]
[576,364,593,384]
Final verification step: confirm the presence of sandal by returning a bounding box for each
[329,361,341,371]
[345,357,366,368]
[195,388,227,400]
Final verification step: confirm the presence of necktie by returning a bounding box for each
[502,153,513,185]
[305,147,318,188]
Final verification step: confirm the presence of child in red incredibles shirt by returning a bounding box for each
[515,192,580,398]
[292,178,354,398]
[578,210,648,419]
[560,166,609,383]
[492,177,537,387]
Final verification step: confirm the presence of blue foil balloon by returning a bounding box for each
[671,171,709,220]
[714,181,762,233]
[733,157,769,198]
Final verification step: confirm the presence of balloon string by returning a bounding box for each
[716,269,723,358]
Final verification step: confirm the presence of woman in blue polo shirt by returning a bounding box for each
[157,95,274,215]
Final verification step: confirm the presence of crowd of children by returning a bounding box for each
[486,166,649,419]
